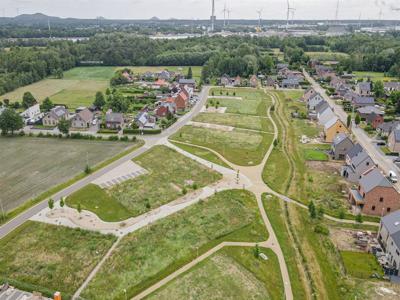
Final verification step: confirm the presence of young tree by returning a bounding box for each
[308,201,317,219]
[41,97,54,112]
[48,198,54,210]
[54,68,64,79]
[84,164,92,174]
[58,119,71,135]
[253,244,260,258]
[22,92,37,109]
[187,67,193,79]
[0,108,24,135]
[355,113,361,126]
[273,139,278,147]
[94,91,106,109]
[60,197,65,209]
[356,213,363,223]
[373,80,385,98]
[77,203,82,214]
[347,114,352,128]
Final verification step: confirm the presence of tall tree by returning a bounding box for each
[41,97,54,112]
[22,92,37,109]
[187,67,193,79]
[373,80,385,98]
[0,108,23,135]
[93,91,106,109]
[58,119,71,135]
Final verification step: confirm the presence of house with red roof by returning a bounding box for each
[174,91,189,111]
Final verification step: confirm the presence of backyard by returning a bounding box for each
[67,145,222,220]
[82,189,268,300]
[146,247,284,300]
[0,221,116,299]
[0,137,138,212]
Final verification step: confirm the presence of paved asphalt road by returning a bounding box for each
[0,86,210,240]
[303,70,400,190]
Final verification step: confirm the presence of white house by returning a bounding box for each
[378,210,400,276]
[20,103,43,124]
[307,93,324,111]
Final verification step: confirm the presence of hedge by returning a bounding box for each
[123,128,162,135]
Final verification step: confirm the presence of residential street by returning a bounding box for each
[0,86,210,240]
[303,70,400,190]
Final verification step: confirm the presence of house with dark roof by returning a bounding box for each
[355,82,372,96]
[357,106,384,129]
[352,96,375,108]
[178,78,196,89]
[348,168,400,216]
[281,78,300,89]
[302,87,316,102]
[342,147,375,183]
[388,129,400,153]
[378,210,400,276]
[331,133,354,160]
[105,110,124,130]
[384,82,400,95]
[377,121,400,137]
[42,106,69,126]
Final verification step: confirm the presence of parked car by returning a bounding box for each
[388,170,398,183]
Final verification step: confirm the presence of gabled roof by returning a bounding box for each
[378,121,400,134]
[76,108,93,123]
[308,92,323,102]
[359,168,392,193]
[384,82,400,90]
[357,82,371,92]
[179,79,196,85]
[315,100,329,114]
[357,106,384,115]
[391,129,400,143]
[333,133,351,147]
[382,210,400,235]
[351,150,372,168]
[282,78,300,85]
[106,112,123,123]
[352,96,375,105]
[346,143,363,160]
[324,117,340,130]
[318,107,336,126]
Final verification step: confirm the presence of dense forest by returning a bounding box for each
[1,32,400,96]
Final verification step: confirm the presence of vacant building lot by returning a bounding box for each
[171,125,274,166]
[67,145,222,221]
[0,221,116,298]
[193,113,274,132]
[146,247,284,300]
[82,189,268,300]
[0,137,134,212]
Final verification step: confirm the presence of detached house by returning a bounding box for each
[352,96,375,108]
[357,106,384,129]
[331,133,354,160]
[388,129,400,153]
[349,168,400,216]
[342,145,375,183]
[178,79,196,89]
[105,110,124,130]
[307,93,324,111]
[20,103,42,124]
[323,117,348,143]
[356,82,372,96]
[281,78,300,89]
[71,108,95,129]
[174,91,189,111]
[250,75,258,88]
[302,88,316,102]
[42,106,69,126]
[377,121,400,137]
[378,210,400,276]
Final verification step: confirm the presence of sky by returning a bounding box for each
[1,0,400,20]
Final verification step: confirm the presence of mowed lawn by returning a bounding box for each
[0,221,116,298]
[171,125,274,166]
[340,251,384,279]
[67,145,222,221]
[146,247,284,300]
[0,66,115,110]
[82,189,268,300]
[0,137,133,212]
[354,71,396,82]
[193,112,274,132]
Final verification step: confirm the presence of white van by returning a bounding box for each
[389,171,398,183]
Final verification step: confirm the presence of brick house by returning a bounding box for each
[71,108,94,129]
[42,106,69,126]
[349,168,400,216]
[357,106,384,129]
[250,75,258,88]
[174,91,188,111]
[388,129,400,153]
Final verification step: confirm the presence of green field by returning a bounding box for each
[354,71,396,82]
[67,145,222,220]
[82,189,268,300]
[170,141,232,169]
[171,125,274,166]
[0,221,116,298]
[63,66,117,80]
[208,98,266,115]
[193,112,274,132]
[146,247,284,300]
[340,251,383,279]
[0,137,136,212]
[306,51,350,61]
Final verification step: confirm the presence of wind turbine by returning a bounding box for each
[286,0,295,31]
[257,9,263,29]
[335,0,340,22]
[210,0,215,32]
[227,8,232,26]
[222,3,228,27]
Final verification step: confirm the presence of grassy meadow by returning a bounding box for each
[0,221,116,299]
[82,189,268,300]
[146,247,284,300]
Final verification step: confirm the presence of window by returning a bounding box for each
[387,208,391,213]
[363,193,365,198]
[366,162,370,166]
[372,206,376,211]
[380,197,384,202]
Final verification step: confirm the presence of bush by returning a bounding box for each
[123,128,162,135]
[108,135,119,141]
[119,136,129,142]
[18,131,25,136]
[314,224,329,235]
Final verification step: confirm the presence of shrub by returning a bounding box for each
[18,131,25,136]
[314,224,329,235]
[108,135,119,141]
[119,136,129,142]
